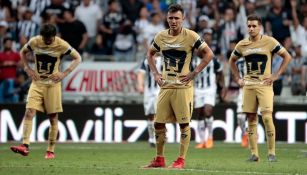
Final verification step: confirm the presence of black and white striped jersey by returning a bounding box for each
[193,57,222,90]
[138,56,163,94]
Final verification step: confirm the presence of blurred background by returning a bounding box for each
[0,0,306,144]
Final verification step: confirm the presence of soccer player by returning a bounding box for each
[137,55,163,147]
[229,14,291,162]
[235,57,249,148]
[143,4,213,169]
[10,24,82,159]
[194,32,226,149]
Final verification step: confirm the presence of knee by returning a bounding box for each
[48,113,58,124]
[246,113,258,125]
[262,112,272,124]
[179,123,189,130]
[154,122,165,130]
[24,109,36,120]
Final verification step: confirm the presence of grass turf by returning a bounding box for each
[0,142,306,175]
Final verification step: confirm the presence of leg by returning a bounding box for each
[47,113,59,153]
[204,104,214,148]
[10,108,36,156]
[167,123,190,169]
[246,113,259,160]
[44,113,58,159]
[142,122,166,168]
[262,111,276,161]
[195,107,206,148]
[178,123,191,159]
[237,113,248,147]
[147,114,155,147]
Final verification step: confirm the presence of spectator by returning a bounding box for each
[134,6,150,61]
[177,0,197,30]
[143,12,164,52]
[59,9,88,54]
[0,20,10,50]
[0,37,21,103]
[41,0,68,24]
[220,8,238,57]
[113,23,135,62]
[265,0,292,43]
[120,0,144,24]
[99,0,126,55]
[17,8,39,47]
[290,0,307,57]
[75,0,103,52]
[28,0,51,24]
[287,45,306,95]
[90,34,107,55]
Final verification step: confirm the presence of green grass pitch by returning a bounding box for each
[1,142,306,175]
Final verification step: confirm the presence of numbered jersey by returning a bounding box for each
[232,35,285,83]
[152,28,207,88]
[22,36,74,85]
[139,56,163,94]
[193,57,222,91]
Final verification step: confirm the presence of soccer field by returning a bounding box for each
[1,142,306,175]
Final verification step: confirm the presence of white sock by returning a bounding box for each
[237,113,246,135]
[205,116,214,138]
[147,120,155,143]
[197,120,206,142]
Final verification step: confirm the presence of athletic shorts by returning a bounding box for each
[155,87,193,124]
[26,82,62,114]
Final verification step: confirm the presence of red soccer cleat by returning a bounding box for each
[168,157,185,169]
[10,144,29,156]
[45,151,55,159]
[142,156,165,168]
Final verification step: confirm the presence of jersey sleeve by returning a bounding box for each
[270,37,286,55]
[21,37,37,52]
[231,42,242,58]
[190,30,207,50]
[151,32,161,52]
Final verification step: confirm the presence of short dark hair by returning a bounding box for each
[168,4,184,15]
[40,24,57,38]
[247,14,262,24]
[108,0,116,6]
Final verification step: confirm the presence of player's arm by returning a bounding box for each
[147,47,164,86]
[49,48,82,83]
[137,70,145,93]
[216,70,227,101]
[20,42,39,81]
[229,53,244,87]
[180,45,214,84]
[263,49,292,85]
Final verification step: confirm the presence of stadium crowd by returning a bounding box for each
[0,0,306,103]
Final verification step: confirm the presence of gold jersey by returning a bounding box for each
[22,36,77,85]
[152,28,207,89]
[232,35,285,84]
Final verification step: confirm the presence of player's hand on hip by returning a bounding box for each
[25,68,39,81]
[153,73,164,87]
[180,72,196,85]
[236,78,245,87]
[263,74,278,86]
[49,72,66,83]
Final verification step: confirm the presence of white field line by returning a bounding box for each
[0,165,297,175]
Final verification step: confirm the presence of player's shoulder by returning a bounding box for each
[184,28,199,37]
[28,35,41,44]
[236,37,250,46]
[155,29,169,37]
